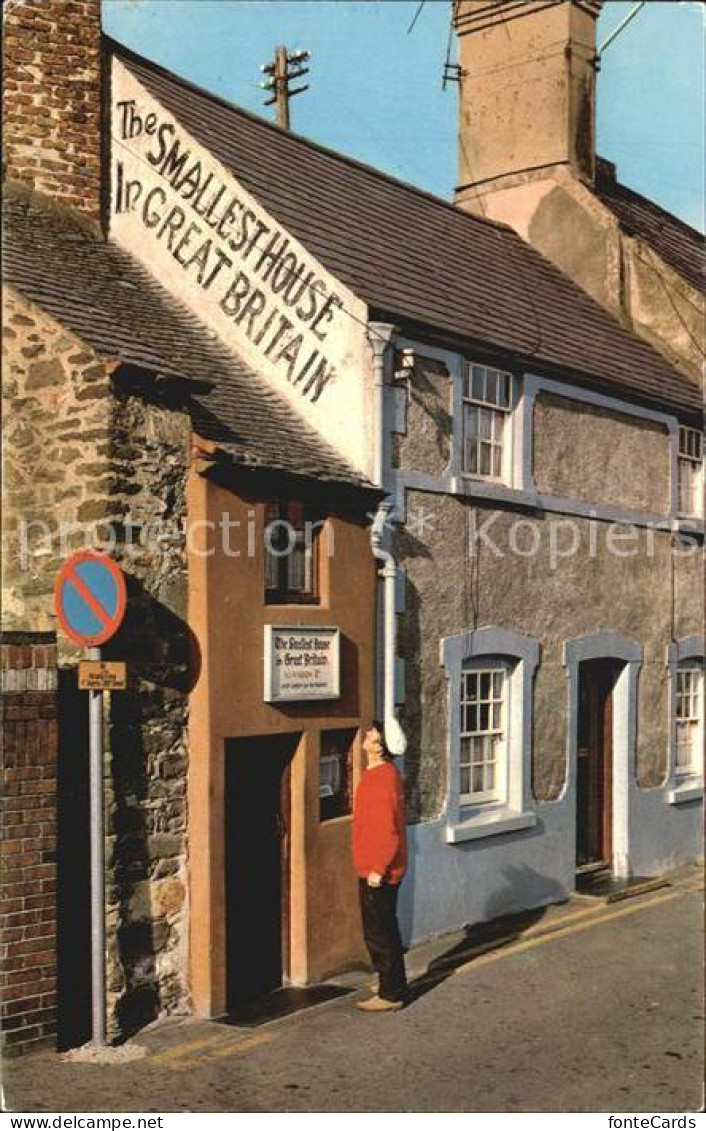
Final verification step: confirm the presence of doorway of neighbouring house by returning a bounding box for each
[225,733,299,1010]
[576,660,621,871]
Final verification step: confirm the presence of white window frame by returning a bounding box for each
[459,664,509,805]
[462,362,516,486]
[677,425,704,519]
[441,626,539,842]
[674,664,703,784]
[666,637,705,804]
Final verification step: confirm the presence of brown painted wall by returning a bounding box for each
[187,473,375,1015]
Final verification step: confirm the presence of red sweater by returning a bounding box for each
[352,761,407,884]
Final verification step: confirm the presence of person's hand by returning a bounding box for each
[367,871,383,887]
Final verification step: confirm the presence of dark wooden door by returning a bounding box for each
[576,661,617,868]
[225,734,297,1009]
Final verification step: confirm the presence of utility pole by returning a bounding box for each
[259,45,311,130]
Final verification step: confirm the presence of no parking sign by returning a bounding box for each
[54,550,126,647]
[53,549,127,1050]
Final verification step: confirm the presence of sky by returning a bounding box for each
[102,0,705,231]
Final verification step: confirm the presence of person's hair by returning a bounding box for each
[371,720,393,760]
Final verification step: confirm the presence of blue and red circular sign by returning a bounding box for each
[54,551,127,647]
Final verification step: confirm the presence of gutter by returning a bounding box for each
[367,323,407,757]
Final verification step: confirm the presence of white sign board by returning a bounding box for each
[109,59,372,477]
[264,625,340,703]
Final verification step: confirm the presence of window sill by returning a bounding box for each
[452,477,538,510]
[445,808,537,844]
[667,782,703,805]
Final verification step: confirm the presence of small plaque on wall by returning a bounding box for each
[264,625,341,703]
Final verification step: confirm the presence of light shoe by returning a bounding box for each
[355,995,405,1012]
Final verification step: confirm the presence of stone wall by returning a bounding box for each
[2,0,103,223]
[533,392,671,513]
[2,286,192,1042]
[103,389,191,1037]
[2,287,114,632]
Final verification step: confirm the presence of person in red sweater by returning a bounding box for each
[352,721,408,1011]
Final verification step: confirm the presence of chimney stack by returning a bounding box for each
[454,0,603,210]
[2,0,103,223]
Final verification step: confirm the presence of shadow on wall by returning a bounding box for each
[393,526,433,827]
[56,669,91,1051]
[106,574,199,1041]
[407,863,568,1005]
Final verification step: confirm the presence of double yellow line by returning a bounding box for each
[151,1029,274,1070]
[151,880,702,1069]
[452,883,700,978]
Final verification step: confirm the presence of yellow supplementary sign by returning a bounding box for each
[78,660,127,691]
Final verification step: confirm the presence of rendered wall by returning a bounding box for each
[392,348,702,890]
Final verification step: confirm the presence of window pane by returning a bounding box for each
[492,444,502,478]
[472,366,485,401]
[467,442,479,475]
[288,535,306,591]
[480,408,493,439]
[472,765,484,793]
[483,763,495,793]
[486,370,498,404]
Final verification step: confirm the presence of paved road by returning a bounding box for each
[5,879,704,1113]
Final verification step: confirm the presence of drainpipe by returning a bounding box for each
[367,323,407,756]
[370,505,407,755]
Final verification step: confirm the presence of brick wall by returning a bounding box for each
[0,633,59,1057]
[2,0,103,222]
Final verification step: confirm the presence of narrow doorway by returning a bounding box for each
[576,660,620,871]
[225,733,298,1010]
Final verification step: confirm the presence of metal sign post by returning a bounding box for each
[54,552,127,1050]
[88,644,106,1047]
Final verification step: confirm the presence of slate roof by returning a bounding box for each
[2,186,374,490]
[596,159,704,295]
[113,40,701,415]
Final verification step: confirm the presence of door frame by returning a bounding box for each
[564,633,643,880]
[575,659,617,868]
[224,732,298,1008]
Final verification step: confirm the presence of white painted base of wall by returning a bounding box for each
[399,784,703,946]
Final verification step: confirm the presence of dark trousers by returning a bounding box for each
[358,879,408,1002]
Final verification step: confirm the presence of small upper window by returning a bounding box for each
[319,728,355,822]
[678,426,703,517]
[675,665,703,783]
[462,363,514,482]
[264,500,322,604]
[459,667,506,804]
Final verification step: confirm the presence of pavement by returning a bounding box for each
[2,864,703,1114]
